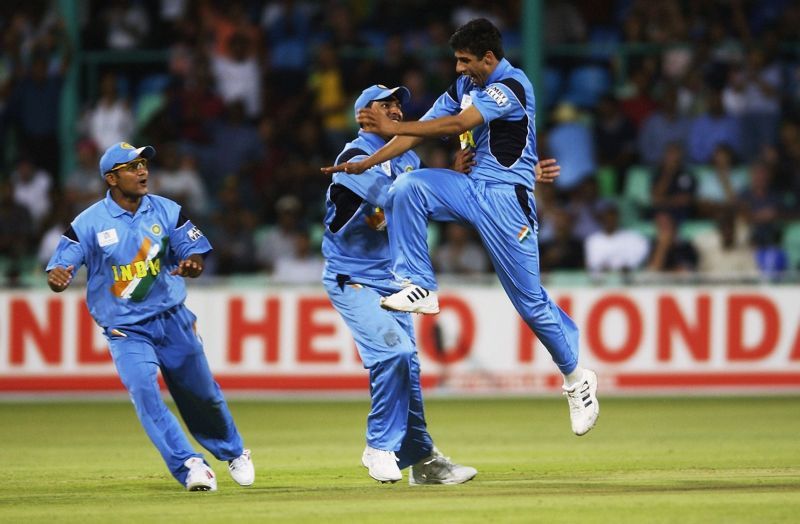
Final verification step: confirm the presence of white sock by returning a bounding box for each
[563,366,586,388]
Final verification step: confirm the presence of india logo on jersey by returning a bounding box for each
[110,236,167,301]
[517,225,531,242]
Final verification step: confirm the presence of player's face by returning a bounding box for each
[370,96,404,139]
[107,158,149,198]
[454,50,492,87]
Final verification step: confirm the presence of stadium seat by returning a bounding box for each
[565,65,612,108]
[622,165,652,210]
[596,166,617,197]
[542,67,563,110]
[783,221,800,270]
[679,220,715,242]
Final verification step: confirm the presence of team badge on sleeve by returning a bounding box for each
[188,226,204,241]
[485,85,509,106]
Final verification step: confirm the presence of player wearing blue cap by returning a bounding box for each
[46,142,254,491]
[323,84,478,484]
[323,19,600,437]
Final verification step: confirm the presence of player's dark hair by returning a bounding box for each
[449,18,504,60]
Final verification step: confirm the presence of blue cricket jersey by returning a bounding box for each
[46,192,212,327]
[421,57,538,188]
[322,130,421,280]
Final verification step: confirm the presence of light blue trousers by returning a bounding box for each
[387,169,580,374]
[324,276,434,468]
[106,304,244,485]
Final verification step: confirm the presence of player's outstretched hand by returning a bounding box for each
[171,258,204,278]
[321,159,370,175]
[535,158,560,184]
[452,148,476,174]
[47,265,74,292]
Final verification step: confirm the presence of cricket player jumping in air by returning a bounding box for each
[323,18,600,437]
[323,84,561,483]
[46,142,254,491]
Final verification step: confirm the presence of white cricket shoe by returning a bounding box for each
[409,447,477,486]
[380,284,439,314]
[228,449,255,486]
[184,457,217,492]
[361,446,402,483]
[563,369,599,436]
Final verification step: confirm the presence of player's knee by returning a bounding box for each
[392,171,428,196]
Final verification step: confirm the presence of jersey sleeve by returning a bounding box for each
[45,225,85,272]
[420,80,463,121]
[171,210,213,260]
[332,161,393,208]
[470,82,525,124]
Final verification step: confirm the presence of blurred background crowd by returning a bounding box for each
[1,0,800,287]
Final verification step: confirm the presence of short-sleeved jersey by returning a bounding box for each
[322,130,421,280]
[46,192,212,327]
[421,58,538,188]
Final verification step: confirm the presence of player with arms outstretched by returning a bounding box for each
[323,19,599,436]
[46,142,254,491]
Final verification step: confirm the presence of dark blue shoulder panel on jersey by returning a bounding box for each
[328,184,363,233]
[335,148,369,164]
[64,225,79,242]
[176,211,190,229]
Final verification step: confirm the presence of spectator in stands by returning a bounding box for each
[200,101,262,194]
[100,0,151,50]
[754,226,788,280]
[619,65,658,129]
[261,0,316,91]
[207,179,259,275]
[433,223,490,275]
[150,144,209,219]
[85,72,135,152]
[256,194,304,272]
[584,200,650,274]
[210,32,262,120]
[692,209,757,275]
[564,177,602,242]
[695,144,748,218]
[646,210,698,272]
[63,139,104,214]
[539,207,585,271]
[687,88,742,164]
[638,86,689,167]
[651,142,696,222]
[308,45,350,155]
[0,180,35,274]
[8,49,67,177]
[548,102,596,192]
[593,94,637,181]
[272,228,325,284]
[737,161,783,247]
[727,48,782,161]
[11,155,52,230]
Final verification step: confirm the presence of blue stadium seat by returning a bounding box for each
[565,65,612,108]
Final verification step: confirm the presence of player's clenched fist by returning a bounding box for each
[47,265,74,292]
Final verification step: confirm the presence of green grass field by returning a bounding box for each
[1,397,798,523]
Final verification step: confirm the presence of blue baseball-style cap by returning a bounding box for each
[353,84,410,118]
[99,142,156,177]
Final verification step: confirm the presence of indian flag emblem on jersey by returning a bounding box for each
[110,236,167,301]
[517,226,531,242]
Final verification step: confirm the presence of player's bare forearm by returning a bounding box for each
[359,105,484,139]
[170,254,204,278]
[47,265,75,292]
[320,136,421,175]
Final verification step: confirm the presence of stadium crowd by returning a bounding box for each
[2,0,800,286]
